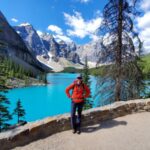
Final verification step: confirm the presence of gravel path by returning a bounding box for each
[14,112,150,150]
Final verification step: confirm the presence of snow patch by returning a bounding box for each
[16,31,20,34]
[19,22,31,27]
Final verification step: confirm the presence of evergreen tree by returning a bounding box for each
[43,73,48,84]
[39,73,48,84]
[82,56,93,110]
[96,0,145,104]
[0,56,12,132]
[13,99,26,123]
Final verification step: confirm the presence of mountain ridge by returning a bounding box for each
[13,23,84,71]
[0,11,51,74]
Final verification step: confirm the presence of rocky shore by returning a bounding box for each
[5,77,46,89]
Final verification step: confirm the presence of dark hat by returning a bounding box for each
[77,74,82,79]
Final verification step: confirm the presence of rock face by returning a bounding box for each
[0,98,150,150]
[40,35,81,64]
[58,40,80,63]
[67,51,80,63]
[76,39,103,63]
[14,25,81,64]
[49,39,60,61]
[14,24,48,56]
[0,11,50,73]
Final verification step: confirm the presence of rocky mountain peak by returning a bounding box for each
[14,24,47,56]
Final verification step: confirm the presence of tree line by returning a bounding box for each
[0,55,26,132]
[1,57,35,79]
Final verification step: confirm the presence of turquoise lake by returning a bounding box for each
[6,73,98,124]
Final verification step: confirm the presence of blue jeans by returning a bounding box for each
[71,101,84,130]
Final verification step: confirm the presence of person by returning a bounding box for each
[65,74,90,134]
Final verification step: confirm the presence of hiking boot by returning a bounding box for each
[76,129,81,134]
[72,129,76,134]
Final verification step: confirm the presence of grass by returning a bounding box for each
[141,54,150,78]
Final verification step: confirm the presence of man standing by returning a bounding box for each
[65,75,90,134]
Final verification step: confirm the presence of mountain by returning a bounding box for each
[75,39,103,68]
[76,39,102,62]
[41,35,81,64]
[14,24,48,56]
[58,40,79,63]
[0,11,50,74]
[41,33,60,62]
[14,24,82,71]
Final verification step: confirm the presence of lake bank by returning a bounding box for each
[5,77,47,89]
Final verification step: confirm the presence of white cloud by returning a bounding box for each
[139,27,150,53]
[47,25,72,43]
[54,34,72,43]
[79,0,91,3]
[136,6,150,53]
[95,10,102,17]
[134,0,150,53]
[47,25,63,35]
[137,12,150,29]
[64,11,102,40]
[89,34,100,41]
[140,0,150,11]
[11,18,18,23]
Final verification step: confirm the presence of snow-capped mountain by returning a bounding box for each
[41,33,60,61]
[13,24,82,71]
[13,23,104,70]
[14,24,48,56]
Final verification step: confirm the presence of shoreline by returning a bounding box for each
[5,77,48,89]
[5,83,47,89]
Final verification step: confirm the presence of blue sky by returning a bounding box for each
[0,0,150,53]
[0,0,107,44]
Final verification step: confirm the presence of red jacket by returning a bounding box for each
[65,80,90,103]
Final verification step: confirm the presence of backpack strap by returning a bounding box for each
[72,82,85,92]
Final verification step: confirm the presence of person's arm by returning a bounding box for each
[83,84,90,98]
[65,83,74,98]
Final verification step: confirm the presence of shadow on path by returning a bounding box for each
[82,119,127,133]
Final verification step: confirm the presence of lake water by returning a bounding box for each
[6,73,98,124]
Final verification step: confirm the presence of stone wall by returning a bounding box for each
[0,98,150,150]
